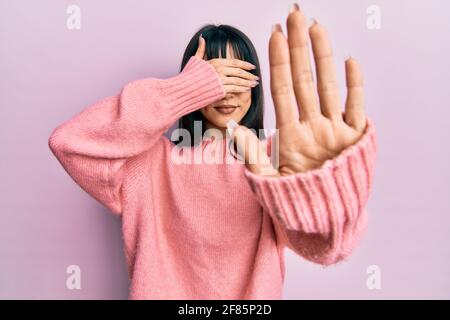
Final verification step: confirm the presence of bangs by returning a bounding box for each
[204,30,250,62]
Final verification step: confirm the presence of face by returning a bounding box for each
[200,43,252,135]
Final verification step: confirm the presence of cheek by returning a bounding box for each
[238,92,252,113]
[199,107,218,124]
[199,107,210,120]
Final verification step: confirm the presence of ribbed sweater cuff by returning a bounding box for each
[243,119,377,235]
[157,56,226,122]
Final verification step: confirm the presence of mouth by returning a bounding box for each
[214,105,238,115]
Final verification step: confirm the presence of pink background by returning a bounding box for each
[1,0,449,299]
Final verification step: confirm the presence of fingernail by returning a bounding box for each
[272,23,282,33]
[226,119,239,136]
[289,3,300,13]
[308,18,318,27]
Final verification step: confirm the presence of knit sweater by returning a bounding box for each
[48,55,377,300]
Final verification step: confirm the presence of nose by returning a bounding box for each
[221,94,233,104]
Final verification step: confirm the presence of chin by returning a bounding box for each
[216,115,241,126]
[201,107,244,129]
[208,119,230,130]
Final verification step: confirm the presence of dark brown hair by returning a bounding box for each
[176,24,265,146]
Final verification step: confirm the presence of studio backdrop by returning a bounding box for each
[1,0,449,299]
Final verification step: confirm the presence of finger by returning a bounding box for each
[211,58,256,71]
[229,124,279,176]
[222,66,260,81]
[309,21,342,120]
[194,34,206,59]
[344,57,366,131]
[286,7,320,120]
[269,24,300,128]
[223,85,252,93]
[223,76,259,88]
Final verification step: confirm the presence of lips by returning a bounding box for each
[214,105,238,115]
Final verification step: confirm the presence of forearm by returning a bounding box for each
[244,119,377,265]
[48,55,225,215]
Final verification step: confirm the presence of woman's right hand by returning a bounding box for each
[194,34,260,94]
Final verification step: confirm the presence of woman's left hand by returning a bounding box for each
[229,4,368,176]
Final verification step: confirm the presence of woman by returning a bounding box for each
[48,4,377,299]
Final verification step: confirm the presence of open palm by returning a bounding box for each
[231,5,367,176]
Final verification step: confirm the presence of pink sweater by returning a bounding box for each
[48,55,377,300]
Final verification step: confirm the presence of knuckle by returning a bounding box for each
[318,80,339,94]
[272,82,293,96]
[292,70,314,87]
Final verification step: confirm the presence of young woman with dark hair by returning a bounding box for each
[48,3,377,299]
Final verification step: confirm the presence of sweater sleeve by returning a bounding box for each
[243,119,377,266]
[48,56,225,216]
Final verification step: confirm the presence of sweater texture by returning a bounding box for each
[48,55,377,299]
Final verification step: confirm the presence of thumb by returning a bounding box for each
[194,34,206,59]
[227,120,279,177]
